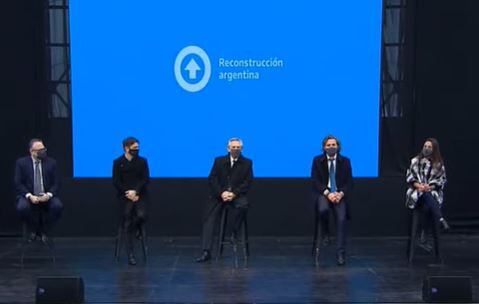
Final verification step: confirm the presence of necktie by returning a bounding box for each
[329,159,337,193]
[231,159,236,168]
[34,161,44,195]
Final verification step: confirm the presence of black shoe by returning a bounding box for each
[440,219,450,231]
[40,233,50,245]
[322,235,331,247]
[128,253,137,265]
[27,232,38,243]
[195,250,211,263]
[337,252,346,266]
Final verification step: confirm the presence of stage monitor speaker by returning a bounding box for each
[422,276,472,303]
[36,276,84,304]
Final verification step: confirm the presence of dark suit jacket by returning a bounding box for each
[311,153,353,203]
[14,156,59,199]
[208,154,253,203]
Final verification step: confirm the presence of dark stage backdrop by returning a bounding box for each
[1,0,478,237]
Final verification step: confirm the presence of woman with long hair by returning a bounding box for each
[406,138,449,230]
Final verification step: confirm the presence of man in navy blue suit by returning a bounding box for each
[311,135,353,265]
[14,138,63,242]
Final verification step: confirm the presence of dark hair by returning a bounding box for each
[122,137,139,148]
[322,134,341,152]
[419,137,443,166]
[29,138,43,150]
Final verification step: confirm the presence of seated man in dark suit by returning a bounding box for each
[196,137,254,263]
[311,135,353,265]
[113,137,150,265]
[14,138,63,243]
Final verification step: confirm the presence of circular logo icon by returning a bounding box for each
[174,45,211,92]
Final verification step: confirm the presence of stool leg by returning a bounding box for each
[432,218,442,263]
[313,210,321,266]
[140,226,148,263]
[47,238,56,264]
[216,208,227,261]
[114,226,122,262]
[20,223,27,267]
[408,209,419,263]
[242,216,249,259]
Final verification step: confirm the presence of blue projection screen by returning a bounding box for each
[70,0,382,178]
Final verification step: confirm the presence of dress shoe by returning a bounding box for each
[322,235,331,247]
[128,253,137,265]
[440,219,450,231]
[337,252,346,266]
[27,232,38,243]
[40,233,50,245]
[195,250,211,263]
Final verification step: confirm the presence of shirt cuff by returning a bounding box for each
[25,193,32,199]
[323,189,330,196]
[46,192,53,198]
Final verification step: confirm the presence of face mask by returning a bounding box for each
[422,147,433,157]
[36,150,47,159]
[129,149,139,157]
[325,147,338,157]
[230,150,241,159]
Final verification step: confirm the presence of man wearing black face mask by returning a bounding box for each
[196,137,253,263]
[14,138,63,243]
[113,137,150,265]
[311,135,353,265]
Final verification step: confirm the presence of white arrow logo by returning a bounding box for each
[185,58,201,80]
[174,45,211,93]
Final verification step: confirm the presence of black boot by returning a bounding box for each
[195,250,211,263]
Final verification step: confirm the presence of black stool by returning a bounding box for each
[407,207,441,263]
[216,206,249,262]
[114,222,148,263]
[20,212,56,266]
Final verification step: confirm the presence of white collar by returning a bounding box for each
[327,154,337,161]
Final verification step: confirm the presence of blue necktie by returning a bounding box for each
[329,159,337,193]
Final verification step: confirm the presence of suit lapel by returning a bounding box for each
[320,155,328,175]
[335,155,343,175]
[26,157,34,184]
[223,155,231,170]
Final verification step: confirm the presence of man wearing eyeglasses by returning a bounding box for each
[14,138,63,243]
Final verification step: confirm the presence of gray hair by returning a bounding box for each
[29,138,43,150]
[228,137,243,146]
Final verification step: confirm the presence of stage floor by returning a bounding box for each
[0,235,477,303]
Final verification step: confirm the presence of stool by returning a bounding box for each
[407,207,441,263]
[216,206,249,262]
[114,222,148,263]
[20,213,56,266]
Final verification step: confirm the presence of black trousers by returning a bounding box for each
[201,198,248,251]
[417,192,443,221]
[317,196,347,254]
[16,196,63,234]
[119,197,147,254]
